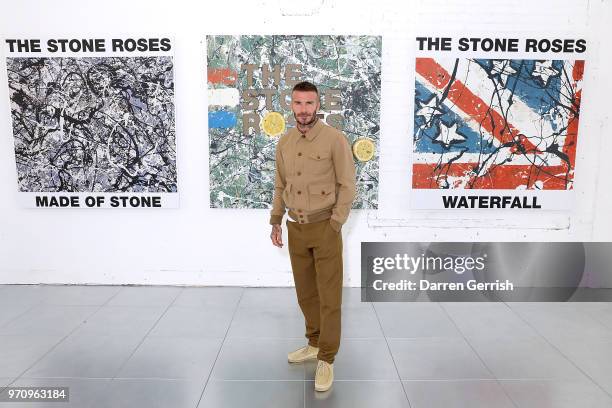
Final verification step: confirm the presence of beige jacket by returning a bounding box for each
[269,119,356,232]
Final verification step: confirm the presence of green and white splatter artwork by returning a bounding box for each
[207,35,381,209]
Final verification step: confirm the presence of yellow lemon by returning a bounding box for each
[352,138,375,162]
[262,111,286,137]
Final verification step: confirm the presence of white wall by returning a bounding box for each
[0,0,610,286]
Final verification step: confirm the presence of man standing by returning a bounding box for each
[269,81,356,392]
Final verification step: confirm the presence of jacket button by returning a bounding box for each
[321,190,325,194]
[317,155,320,159]
[297,172,301,176]
[297,190,301,195]
[297,152,302,157]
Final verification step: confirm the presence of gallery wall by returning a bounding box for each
[0,0,611,286]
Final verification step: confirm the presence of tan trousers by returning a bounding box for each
[286,218,343,364]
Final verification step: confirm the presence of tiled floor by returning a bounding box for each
[0,285,611,407]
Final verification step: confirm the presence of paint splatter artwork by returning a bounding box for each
[413,58,584,190]
[6,56,176,192]
[207,35,382,208]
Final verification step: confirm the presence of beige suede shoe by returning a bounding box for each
[287,344,319,363]
[314,360,334,391]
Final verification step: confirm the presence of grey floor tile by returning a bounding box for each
[0,377,111,408]
[211,337,304,380]
[173,287,244,308]
[305,338,398,381]
[441,302,541,340]
[575,302,612,331]
[238,287,300,309]
[198,380,303,408]
[388,338,493,380]
[403,380,515,408]
[22,333,143,379]
[117,337,222,380]
[228,306,305,338]
[508,302,612,342]
[73,306,166,337]
[568,289,612,301]
[305,380,409,407]
[549,337,612,394]
[373,303,463,338]
[0,302,37,329]
[39,285,121,306]
[0,335,64,378]
[341,303,384,338]
[94,378,204,408]
[500,379,612,408]
[468,337,586,380]
[0,305,98,336]
[563,302,612,313]
[106,286,182,307]
[149,305,234,338]
[342,287,371,306]
[0,285,44,309]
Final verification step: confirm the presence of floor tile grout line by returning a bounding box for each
[584,307,612,332]
[502,300,612,400]
[225,336,387,339]
[86,287,188,408]
[436,302,521,408]
[14,376,581,382]
[0,298,45,333]
[40,285,124,307]
[0,284,100,332]
[195,286,246,408]
[497,302,565,344]
[370,301,413,408]
[109,287,187,384]
[504,301,612,337]
[303,374,306,408]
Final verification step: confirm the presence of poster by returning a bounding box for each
[207,35,382,209]
[412,36,586,210]
[4,37,177,208]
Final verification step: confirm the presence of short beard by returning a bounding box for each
[294,112,318,129]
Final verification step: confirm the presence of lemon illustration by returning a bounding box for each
[262,111,286,137]
[352,138,375,162]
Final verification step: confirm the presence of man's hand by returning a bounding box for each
[270,224,283,248]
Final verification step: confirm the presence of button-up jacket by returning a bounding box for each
[269,119,356,232]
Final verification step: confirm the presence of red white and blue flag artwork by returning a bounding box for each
[413,57,584,190]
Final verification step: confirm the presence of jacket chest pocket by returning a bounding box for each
[307,151,332,175]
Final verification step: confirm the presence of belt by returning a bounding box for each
[288,208,333,224]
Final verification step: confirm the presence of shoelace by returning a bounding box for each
[316,361,329,376]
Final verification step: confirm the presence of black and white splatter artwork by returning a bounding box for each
[6,56,176,192]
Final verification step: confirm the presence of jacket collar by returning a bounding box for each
[298,118,325,142]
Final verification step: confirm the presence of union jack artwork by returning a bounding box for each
[413,58,584,190]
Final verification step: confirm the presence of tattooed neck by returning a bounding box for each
[297,118,318,134]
